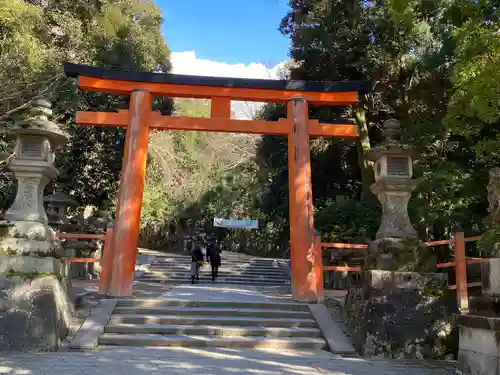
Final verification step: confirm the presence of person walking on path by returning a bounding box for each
[190,243,204,284]
[206,238,222,282]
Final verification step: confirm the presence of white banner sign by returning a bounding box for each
[213,218,259,229]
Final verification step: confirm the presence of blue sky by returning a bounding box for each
[158,0,290,66]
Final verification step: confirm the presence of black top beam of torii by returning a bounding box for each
[63,62,373,94]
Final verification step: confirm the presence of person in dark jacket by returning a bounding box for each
[190,244,204,284]
[206,239,221,282]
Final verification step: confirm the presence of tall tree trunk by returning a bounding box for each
[354,105,374,195]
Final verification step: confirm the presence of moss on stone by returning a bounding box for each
[1,268,61,281]
[0,225,8,240]
[372,237,437,272]
[0,247,17,256]
[0,248,59,258]
[422,282,445,298]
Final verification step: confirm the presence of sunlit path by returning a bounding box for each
[0,346,456,375]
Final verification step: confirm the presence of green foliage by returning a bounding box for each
[315,197,381,243]
[247,0,497,258]
[138,98,262,250]
[0,0,172,209]
[478,216,500,257]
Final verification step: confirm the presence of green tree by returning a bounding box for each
[0,0,172,208]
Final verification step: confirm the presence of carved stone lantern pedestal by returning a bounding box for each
[0,98,73,351]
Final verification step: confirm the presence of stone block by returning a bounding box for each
[69,299,117,350]
[469,296,500,317]
[459,324,499,357]
[308,303,356,355]
[367,238,437,272]
[0,255,63,274]
[457,349,499,375]
[0,275,73,351]
[482,258,500,297]
[0,221,63,256]
[344,270,456,359]
[366,269,447,290]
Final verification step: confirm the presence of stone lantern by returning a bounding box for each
[366,118,421,269]
[44,189,77,228]
[367,118,419,239]
[0,98,73,351]
[44,189,77,218]
[4,98,69,225]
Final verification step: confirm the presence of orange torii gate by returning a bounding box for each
[64,63,371,302]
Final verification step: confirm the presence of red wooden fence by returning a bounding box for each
[321,232,483,312]
[57,228,113,294]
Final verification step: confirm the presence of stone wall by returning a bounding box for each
[0,274,73,351]
[344,270,457,359]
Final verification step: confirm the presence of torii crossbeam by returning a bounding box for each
[64,62,371,302]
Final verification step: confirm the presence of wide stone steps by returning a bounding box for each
[98,333,326,349]
[145,270,288,279]
[149,264,282,271]
[143,251,290,286]
[149,263,283,271]
[99,298,326,350]
[150,258,279,264]
[137,275,290,285]
[146,269,286,278]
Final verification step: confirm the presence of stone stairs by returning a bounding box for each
[138,251,291,286]
[98,298,327,349]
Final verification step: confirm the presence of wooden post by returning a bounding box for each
[108,90,152,297]
[210,97,231,118]
[98,226,113,295]
[454,231,469,312]
[287,98,317,302]
[313,231,325,303]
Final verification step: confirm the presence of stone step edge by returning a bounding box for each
[116,299,309,310]
[141,275,289,281]
[104,323,322,336]
[136,279,290,286]
[112,306,312,317]
[146,272,287,277]
[143,272,288,278]
[99,333,326,347]
[109,314,317,326]
[145,270,289,276]
[138,275,289,280]
[148,254,288,262]
[148,266,283,271]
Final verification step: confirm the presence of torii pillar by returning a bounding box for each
[287,98,322,302]
[107,90,152,296]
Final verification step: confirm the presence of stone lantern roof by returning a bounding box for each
[366,118,419,161]
[9,98,69,148]
[43,190,77,207]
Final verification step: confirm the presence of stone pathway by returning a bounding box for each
[0,347,457,374]
[159,284,273,302]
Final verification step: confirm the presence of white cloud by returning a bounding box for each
[170,51,288,119]
[171,51,286,79]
